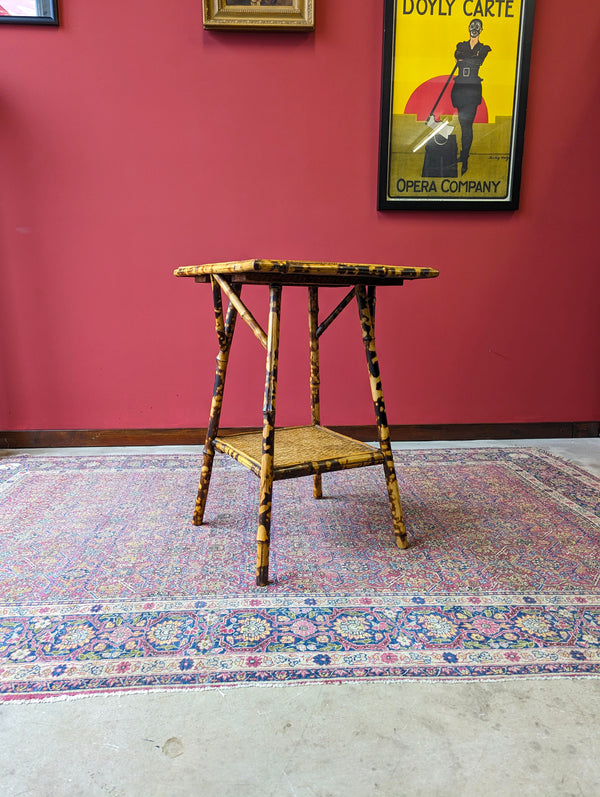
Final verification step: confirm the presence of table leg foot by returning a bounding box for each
[313,473,323,499]
[256,451,274,585]
[192,453,213,525]
[256,562,270,588]
[382,453,410,548]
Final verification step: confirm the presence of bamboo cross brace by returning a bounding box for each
[213,274,268,350]
[316,287,356,338]
[211,276,241,350]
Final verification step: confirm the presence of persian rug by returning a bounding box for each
[0,447,599,701]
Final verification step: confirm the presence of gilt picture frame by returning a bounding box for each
[203,0,314,31]
[378,0,535,210]
[0,0,58,25]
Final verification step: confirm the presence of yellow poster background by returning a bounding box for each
[386,0,524,201]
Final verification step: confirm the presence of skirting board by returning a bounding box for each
[1,422,598,449]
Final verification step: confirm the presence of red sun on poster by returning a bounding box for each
[404,76,488,123]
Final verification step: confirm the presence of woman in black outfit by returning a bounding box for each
[451,19,491,175]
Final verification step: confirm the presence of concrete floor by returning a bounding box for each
[0,439,599,797]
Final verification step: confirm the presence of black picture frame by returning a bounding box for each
[0,0,58,25]
[378,0,535,210]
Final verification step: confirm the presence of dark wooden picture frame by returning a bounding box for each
[203,0,314,31]
[378,0,535,210]
[0,0,58,25]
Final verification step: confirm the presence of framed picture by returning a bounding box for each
[0,0,58,25]
[203,0,314,31]
[378,0,535,210]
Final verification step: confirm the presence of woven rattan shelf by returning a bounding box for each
[215,425,384,481]
[174,259,439,585]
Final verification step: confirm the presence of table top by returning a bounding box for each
[173,259,439,286]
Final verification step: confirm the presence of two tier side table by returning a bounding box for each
[173,259,439,586]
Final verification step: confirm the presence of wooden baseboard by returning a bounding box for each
[1,422,598,449]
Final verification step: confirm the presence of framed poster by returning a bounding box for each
[378,0,535,210]
[203,0,314,30]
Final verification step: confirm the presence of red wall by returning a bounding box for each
[1,0,599,431]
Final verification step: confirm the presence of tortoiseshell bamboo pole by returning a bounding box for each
[213,273,268,350]
[212,277,227,350]
[315,287,356,338]
[367,284,376,330]
[355,285,408,549]
[256,284,282,586]
[193,277,240,525]
[308,286,322,499]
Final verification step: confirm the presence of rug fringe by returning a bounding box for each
[4,672,600,706]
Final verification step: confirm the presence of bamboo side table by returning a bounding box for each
[174,259,439,586]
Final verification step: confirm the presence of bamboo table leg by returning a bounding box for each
[256,284,282,586]
[308,286,323,499]
[193,278,239,525]
[356,285,408,549]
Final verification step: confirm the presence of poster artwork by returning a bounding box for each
[379,0,534,209]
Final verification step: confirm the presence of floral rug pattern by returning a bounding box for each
[0,448,599,700]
